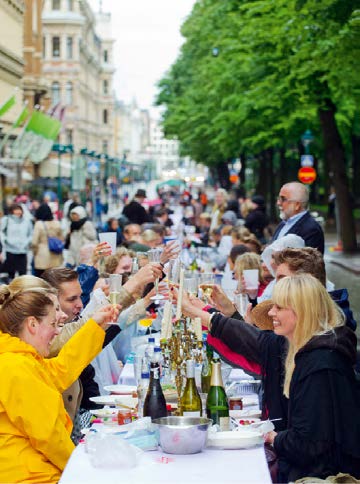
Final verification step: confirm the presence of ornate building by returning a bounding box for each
[40,0,115,178]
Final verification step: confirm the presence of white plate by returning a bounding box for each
[89,395,138,407]
[230,409,262,419]
[89,407,118,418]
[103,384,137,395]
[207,430,263,449]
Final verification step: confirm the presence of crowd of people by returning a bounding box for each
[0,180,359,483]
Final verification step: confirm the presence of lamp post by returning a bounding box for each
[301,129,314,155]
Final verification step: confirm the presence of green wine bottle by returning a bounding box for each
[180,359,202,417]
[206,358,229,430]
[201,344,213,393]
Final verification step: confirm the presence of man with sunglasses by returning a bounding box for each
[272,181,324,253]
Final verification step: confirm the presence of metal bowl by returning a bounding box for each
[153,416,212,454]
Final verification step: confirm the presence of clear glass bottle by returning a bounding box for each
[201,343,213,393]
[206,357,229,430]
[143,362,167,420]
[180,359,202,417]
[137,370,150,418]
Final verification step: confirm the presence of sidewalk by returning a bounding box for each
[324,231,360,275]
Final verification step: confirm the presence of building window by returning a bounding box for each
[51,82,61,105]
[65,129,73,145]
[52,0,60,10]
[103,80,108,95]
[66,37,73,59]
[52,36,60,57]
[67,0,73,10]
[103,50,108,62]
[65,82,73,105]
[103,109,108,124]
[102,140,108,154]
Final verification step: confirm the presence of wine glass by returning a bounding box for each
[199,273,215,303]
[108,274,122,307]
[147,248,165,301]
[167,258,181,288]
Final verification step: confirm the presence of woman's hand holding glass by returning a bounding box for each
[147,248,165,300]
[92,304,121,328]
[160,241,181,265]
[91,241,112,267]
[209,285,236,317]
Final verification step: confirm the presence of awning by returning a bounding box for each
[156,179,185,190]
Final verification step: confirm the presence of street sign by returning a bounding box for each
[87,160,100,175]
[300,154,314,167]
[298,166,317,184]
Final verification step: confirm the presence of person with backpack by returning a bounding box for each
[32,203,64,277]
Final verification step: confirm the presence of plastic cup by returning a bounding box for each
[242,269,259,291]
[99,232,117,254]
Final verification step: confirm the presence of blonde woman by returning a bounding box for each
[264,275,360,481]
[179,274,360,481]
[234,252,267,297]
[210,188,228,231]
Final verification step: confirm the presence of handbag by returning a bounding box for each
[43,222,64,254]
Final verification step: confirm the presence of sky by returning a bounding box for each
[89,0,196,112]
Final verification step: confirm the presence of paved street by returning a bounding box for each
[324,233,360,344]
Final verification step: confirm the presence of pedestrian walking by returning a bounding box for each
[32,203,64,277]
[0,203,33,281]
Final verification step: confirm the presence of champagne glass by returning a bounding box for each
[233,293,249,317]
[108,274,122,307]
[167,258,181,289]
[199,273,215,303]
[147,248,165,300]
[184,275,198,297]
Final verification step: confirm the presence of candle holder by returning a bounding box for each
[160,318,203,414]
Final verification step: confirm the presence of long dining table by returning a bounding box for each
[60,440,272,483]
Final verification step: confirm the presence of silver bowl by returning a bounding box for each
[153,416,212,454]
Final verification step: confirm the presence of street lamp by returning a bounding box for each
[301,129,314,155]
[52,143,73,206]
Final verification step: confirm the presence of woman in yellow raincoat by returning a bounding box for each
[0,284,119,484]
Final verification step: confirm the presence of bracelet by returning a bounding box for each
[208,311,218,331]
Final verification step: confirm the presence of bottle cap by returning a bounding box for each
[148,337,155,343]
[141,372,150,378]
[154,347,161,352]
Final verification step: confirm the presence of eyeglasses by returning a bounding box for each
[277,196,297,203]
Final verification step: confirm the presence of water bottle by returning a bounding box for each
[137,370,150,418]
[145,337,156,368]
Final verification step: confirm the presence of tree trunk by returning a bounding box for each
[256,150,268,196]
[279,146,287,187]
[216,161,231,190]
[352,133,360,200]
[318,100,357,252]
[239,151,246,185]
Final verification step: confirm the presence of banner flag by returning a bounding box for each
[0,95,16,118]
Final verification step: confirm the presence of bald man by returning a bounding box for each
[272,182,324,253]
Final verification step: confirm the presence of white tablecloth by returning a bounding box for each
[60,442,271,483]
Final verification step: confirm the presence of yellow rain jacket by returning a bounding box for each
[0,318,105,483]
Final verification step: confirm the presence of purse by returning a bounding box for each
[43,222,64,254]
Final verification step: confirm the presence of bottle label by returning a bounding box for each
[151,367,160,379]
[219,416,230,431]
[183,411,201,417]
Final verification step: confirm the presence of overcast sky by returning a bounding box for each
[89,0,196,112]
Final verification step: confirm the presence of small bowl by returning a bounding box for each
[153,416,212,454]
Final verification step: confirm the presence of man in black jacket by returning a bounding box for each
[122,189,150,225]
[272,182,324,253]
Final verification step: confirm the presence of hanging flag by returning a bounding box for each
[0,94,16,118]
[11,111,62,163]
[0,104,30,154]
[13,104,30,128]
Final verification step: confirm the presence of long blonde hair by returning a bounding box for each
[272,275,344,397]
[234,252,264,284]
